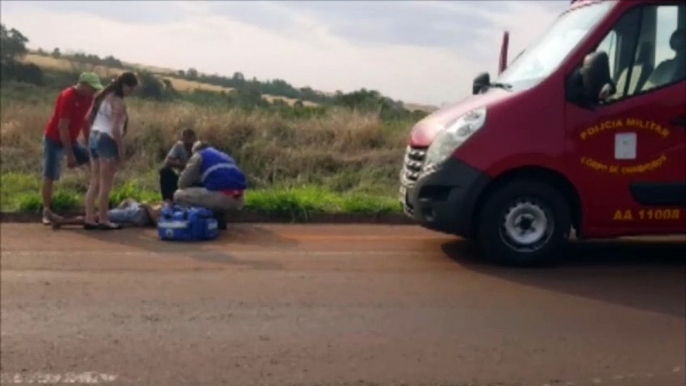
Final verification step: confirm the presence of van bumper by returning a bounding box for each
[400,158,491,237]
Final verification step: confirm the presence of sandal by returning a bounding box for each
[83,222,99,230]
[43,210,64,227]
[42,210,62,226]
[97,222,122,230]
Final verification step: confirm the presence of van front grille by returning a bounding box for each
[401,146,427,184]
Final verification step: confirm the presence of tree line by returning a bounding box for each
[179,69,330,104]
[1,24,428,121]
[0,24,43,85]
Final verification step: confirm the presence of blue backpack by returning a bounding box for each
[157,205,219,242]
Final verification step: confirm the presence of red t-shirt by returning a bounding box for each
[44,87,94,144]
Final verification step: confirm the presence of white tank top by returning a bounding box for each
[91,96,125,136]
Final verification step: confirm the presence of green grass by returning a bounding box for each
[0,173,402,218]
[245,186,400,219]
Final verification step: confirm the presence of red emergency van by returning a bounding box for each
[399,0,686,265]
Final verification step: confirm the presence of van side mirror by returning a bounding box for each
[473,72,490,95]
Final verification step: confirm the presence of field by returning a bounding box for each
[21,53,233,92]
[21,54,351,109]
[0,82,413,217]
[20,53,428,111]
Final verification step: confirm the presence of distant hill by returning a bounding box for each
[21,52,438,113]
[20,53,318,108]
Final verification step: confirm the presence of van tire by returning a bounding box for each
[476,179,571,266]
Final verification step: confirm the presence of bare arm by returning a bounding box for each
[82,105,93,145]
[55,91,76,165]
[164,143,187,169]
[111,98,126,161]
[178,153,202,188]
[165,157,185,169]
[58,118,73,157]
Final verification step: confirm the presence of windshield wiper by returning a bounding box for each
[488,82,512,91]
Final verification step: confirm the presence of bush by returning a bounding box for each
[137,71,168,100]
[0,62,44,85]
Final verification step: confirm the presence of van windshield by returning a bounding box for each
[496,1,615,91]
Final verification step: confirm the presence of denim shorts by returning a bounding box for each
[43,136,90,181]
[89,131,119,160]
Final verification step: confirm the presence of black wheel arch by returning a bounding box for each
[471,166,583,238]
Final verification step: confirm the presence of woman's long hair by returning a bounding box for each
[88,71,138,130]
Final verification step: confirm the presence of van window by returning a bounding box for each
[496,1,614,92]
[592,7,642,99]
[596,31,617,80]
[644,5,685,91]
[598,3,685,102]
[655,6,679,65]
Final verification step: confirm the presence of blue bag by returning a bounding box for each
[157,205,219,241]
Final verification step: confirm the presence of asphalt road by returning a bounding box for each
[1,224,685,386]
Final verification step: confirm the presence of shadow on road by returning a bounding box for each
[73,224,298,269]
[441,239,686,318]
[219,225,300,248]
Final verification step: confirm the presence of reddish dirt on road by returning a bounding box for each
[1,224,685,386]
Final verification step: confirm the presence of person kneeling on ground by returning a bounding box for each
[159,128,197,203]
[46,199,164,229]
[173,141,247,229]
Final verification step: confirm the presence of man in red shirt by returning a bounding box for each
[41,72,103,225]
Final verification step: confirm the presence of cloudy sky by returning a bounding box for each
[1,0,569,106]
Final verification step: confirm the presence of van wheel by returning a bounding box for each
[476,180,571,266]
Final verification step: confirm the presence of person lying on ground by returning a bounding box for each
[159,128,197,203]
[45,199,164,229]
[173,141,247,228]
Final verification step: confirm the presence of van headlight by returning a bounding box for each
[424,107,487,170]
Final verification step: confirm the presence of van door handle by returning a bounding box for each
[671,117,686,128]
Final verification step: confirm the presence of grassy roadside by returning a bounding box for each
[1,82,410,192]
[1,79,416,220]
[0,173,402,218]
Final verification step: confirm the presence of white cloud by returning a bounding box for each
[172,0,211,16]
[1,1,564,106]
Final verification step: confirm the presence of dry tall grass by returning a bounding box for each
[1,86,411,195]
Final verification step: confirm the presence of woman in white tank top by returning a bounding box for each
[91,97,126,137]
[83,72,138,230]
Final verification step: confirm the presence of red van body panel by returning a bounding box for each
[401,0,686,240]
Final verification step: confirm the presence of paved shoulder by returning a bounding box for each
[1,224,684,386]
